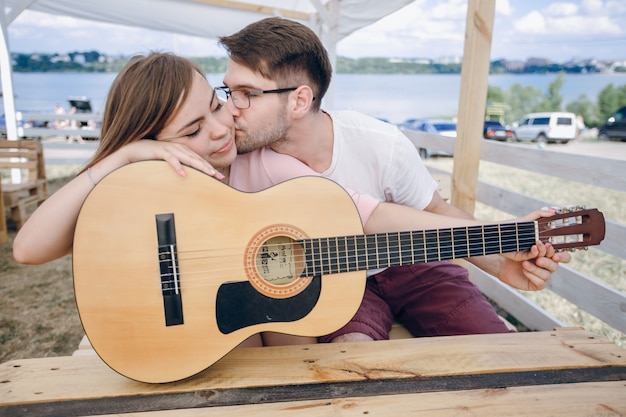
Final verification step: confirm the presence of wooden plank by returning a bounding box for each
[0,181,6,244]
[190,0,310,20]
[548,265,626,333]
[480,140,626,193]
[1,329,625,417]
[405,135,626,195]
[451,0,495,214]
[55,381,626,417]
[18,127,101,139]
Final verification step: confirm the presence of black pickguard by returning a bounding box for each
[215,276,322,334]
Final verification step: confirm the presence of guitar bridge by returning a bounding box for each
[156,213,184,326]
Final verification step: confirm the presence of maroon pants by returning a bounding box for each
[319,261,510,342]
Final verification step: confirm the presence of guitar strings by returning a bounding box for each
[152,226,558,290]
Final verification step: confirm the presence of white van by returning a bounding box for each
[513,112,577,144]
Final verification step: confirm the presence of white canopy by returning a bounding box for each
[0,0,414,139]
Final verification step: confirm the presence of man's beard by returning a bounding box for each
[235,108,289,154]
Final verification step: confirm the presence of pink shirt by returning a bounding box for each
[229,147,379,225]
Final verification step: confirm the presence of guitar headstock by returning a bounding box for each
[537,207,605,251]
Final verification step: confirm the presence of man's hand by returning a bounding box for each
[498,240,571,291]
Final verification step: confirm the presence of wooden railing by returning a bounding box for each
[402,129,626,340]
[9,112,101,140]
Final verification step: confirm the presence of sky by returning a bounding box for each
[6,0,626,62]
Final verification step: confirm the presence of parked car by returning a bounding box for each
[598,106,626,142]
[512,112,577,144]
[400,118,456,159]
[483,120,514,141]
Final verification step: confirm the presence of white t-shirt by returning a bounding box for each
[325,110,438,209]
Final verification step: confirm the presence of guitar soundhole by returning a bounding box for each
[245,224,311,299]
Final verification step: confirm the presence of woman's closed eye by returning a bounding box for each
[185,124,202,138]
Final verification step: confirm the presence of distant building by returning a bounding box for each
[526,57,551,67]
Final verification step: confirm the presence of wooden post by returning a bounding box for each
[0,180,7,245]
[451,0,495,215]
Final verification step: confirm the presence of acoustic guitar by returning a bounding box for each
[73,161,605,383]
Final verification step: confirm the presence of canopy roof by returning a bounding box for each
[4,0,413,44]
[0,0,414,139]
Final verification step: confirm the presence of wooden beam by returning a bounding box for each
[451,0,495,214]
[0,181,6,244]
[190,0,311,20]
[2,329,625,417]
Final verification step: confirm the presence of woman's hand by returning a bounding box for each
[122,140,224,180]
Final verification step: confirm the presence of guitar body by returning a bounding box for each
[73,161,365,383]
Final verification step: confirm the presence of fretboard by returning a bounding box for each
[299,221,538,276]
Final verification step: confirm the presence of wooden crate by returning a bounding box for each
[0,139,48,229]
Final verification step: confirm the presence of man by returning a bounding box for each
[218,17,570,342]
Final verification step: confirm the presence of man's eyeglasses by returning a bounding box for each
[214,86,297,109]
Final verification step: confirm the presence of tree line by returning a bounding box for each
[487,74,626,127]
[11,52,625,126]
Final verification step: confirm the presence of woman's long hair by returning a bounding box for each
[84,52,206,171]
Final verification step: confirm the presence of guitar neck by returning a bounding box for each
[300,221,538,275]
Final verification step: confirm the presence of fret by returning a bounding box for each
[349,235,357,271]
[375,234,382,269]
[452,227,469,258]
[327,237,338,274]
[410,231,416,264]
[438,228,453,260]
[450,227,455,258]
[365,234,376,269]
[342,236,356,272]
[386,232,400,266]
[307,239,321,276]
[356,235,367,270]
[317,238,328,275]
[467,225,484,257]
[377,233,390,267]
[399,231,414,265]
[483,224,501,255]
[334,236,347,273]
[517,222,539,248]
[436,228,441,261]
[500,223,520,253]
[424,229,439,262]
[482,225,486,255]
[422,230,427,262]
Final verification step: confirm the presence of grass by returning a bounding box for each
[0,169,82,364]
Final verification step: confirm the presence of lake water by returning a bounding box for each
[3,72,625,125]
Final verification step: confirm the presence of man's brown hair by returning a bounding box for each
[219,17,332,111]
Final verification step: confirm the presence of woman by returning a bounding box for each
[14,52,322,347]
[13,52,561,345]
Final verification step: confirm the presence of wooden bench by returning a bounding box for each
[2,327,625,416]
[0,139,48,229]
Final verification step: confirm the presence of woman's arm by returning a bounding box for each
[13,141,219,265]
